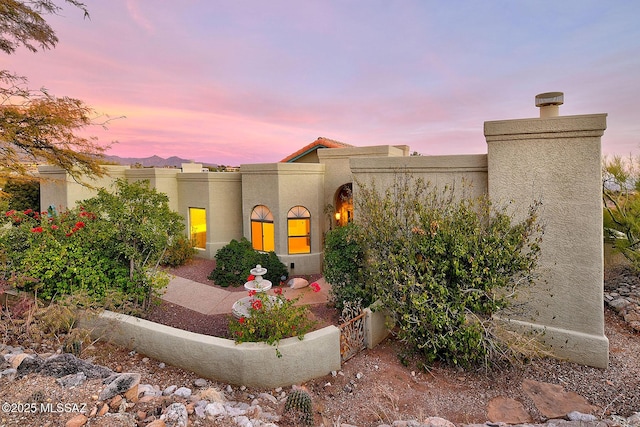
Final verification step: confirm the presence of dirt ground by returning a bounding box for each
[1,258,639,426]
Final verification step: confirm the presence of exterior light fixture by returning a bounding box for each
[335,212,341,221]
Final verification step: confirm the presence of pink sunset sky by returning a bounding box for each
[8,1,640,166]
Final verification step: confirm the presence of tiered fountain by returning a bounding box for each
[231,264,273,318]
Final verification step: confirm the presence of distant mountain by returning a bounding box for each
[102,155,218,168]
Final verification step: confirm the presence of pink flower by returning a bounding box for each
[30,226,43,233]
[251,299,263,310]
[274,288,283,295]
[248,290,257,297]
[310,282,321,293]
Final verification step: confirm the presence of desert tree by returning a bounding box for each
[1,1,111,187]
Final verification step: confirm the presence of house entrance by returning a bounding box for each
[335,183,353,227]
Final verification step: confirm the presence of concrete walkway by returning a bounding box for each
[161,276,331,315]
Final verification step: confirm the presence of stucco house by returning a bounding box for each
[38,98,611,368]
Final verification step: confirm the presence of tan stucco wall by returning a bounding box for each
[485,113,608,368]
[241,163,325,275]
[38,165,129,211]
[318,145,409,215]
[85,310,341,388]
[177,172,243,258]
[124,168,181,212]
[350,154,488,203]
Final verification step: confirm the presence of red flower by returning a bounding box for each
[310,282,321,293]
[30,226,43,233]
[248,290,257,297]
[247,274,256,281]
[251,299,263,310]
[75,221,85,229]
[239,317,246,324]
[5,210,15,217]
[274,288,283,295]
[23,209,33,215]
[51,225,59,230]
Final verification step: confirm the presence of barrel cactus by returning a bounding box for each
[284,388,313,425]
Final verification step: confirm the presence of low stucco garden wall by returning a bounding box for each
[84,310,341,389]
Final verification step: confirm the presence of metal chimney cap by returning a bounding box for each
[535,92,564,107]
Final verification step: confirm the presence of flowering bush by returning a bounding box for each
[1,207,131,301]
[228,288,317,357]
[1,180,186,310]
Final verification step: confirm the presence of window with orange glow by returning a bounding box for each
[287,206,310,254]
[251,205,275,252]
[189,208,206,249]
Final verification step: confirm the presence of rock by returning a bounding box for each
[146,420,166,427]
[65,414,88,427]
[8,353,33,369]
[258,392,278,405]
[18,353,112,379]
[609,297,631,311]
[0,368,17,380]
[98,403,109,416]
[163,385,178,396]
[109,395,123,410]
[205,402,226,418]
[487,396,532,424]
[567,411,598,422]
[287,277,309,289]
[198,387,225,403]
[173,386,192,398]
[194,378,208,387]
[522,379,597,419]
[99,373,141,401]
[422,417,456,427]
[56,371,87,388]
[124,383,139,403]
[161,402,189,427]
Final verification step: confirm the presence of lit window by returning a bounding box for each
[189,208,206,249]
[287,206,310,254]
[251,205,275,252]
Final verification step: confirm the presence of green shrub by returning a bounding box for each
[209,238,288,287]
[355,174,543,368]
[228,289,316,357]
[323,222,371,309]
[603,156,640,268]
[0,179,184,311]
[162,234,197,267]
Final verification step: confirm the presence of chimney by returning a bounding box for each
[535,92,564,118]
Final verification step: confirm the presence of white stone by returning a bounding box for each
[205,402,226,417]
[173,386,192,398]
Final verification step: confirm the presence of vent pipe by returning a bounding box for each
[535,92,564,118]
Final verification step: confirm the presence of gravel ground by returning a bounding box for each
[0,259,638,426]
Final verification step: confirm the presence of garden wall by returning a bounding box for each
[84,310,341,389]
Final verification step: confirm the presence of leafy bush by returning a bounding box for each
[0,179,184,311]
[161,234,197,267]
[323,222,371,309]
[354,174,543,367]
[228,288,317,357]
[209,238,288,287]
[4,179,40,212]
[603,155,640,268]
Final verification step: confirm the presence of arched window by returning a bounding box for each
[287,206,311,254]
[335,183,353,227]
[251,205,275,252]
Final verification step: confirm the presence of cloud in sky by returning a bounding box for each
[8,0,640,165]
